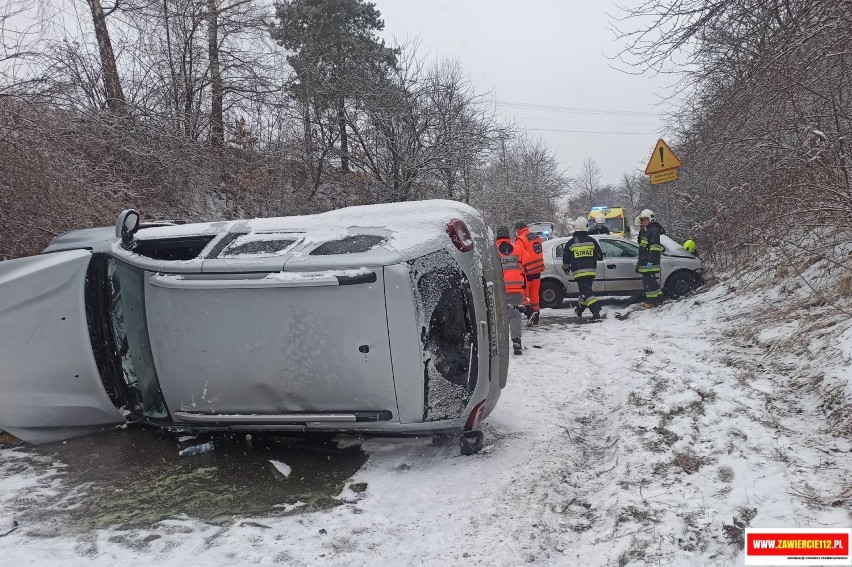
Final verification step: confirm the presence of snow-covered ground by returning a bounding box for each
[1,281,851,566]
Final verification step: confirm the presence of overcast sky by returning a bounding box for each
[371,0,676,187]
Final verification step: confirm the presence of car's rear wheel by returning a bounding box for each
[539,279,565,309]
[665,271,699,299]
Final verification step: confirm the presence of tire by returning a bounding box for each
[539,279,565,309]
[665,271,698,299]
[459,430,484,455]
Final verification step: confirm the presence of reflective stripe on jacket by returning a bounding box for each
[514,227,544,275]
[637,221,665,273]
[496,238,526,299]
[562,229,603,279]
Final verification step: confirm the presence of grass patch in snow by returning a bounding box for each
[717,465,734,483]
[672,450,706,474]
[721,507,758,547]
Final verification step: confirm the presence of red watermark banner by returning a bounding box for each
[745,528,852,566]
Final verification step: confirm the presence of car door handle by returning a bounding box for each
[148,271,376,289]
[607,264,616,269]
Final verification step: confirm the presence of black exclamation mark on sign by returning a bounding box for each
[659,147,665,168]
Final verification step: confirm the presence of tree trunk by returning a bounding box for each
[85,0,125,111]
[334,33,348,174]
[338,95,349,173]
[207,0,224,150]
[162,0,180,127]
[303,102,314,191]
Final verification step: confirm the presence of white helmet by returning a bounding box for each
[574,216,588,229]
[639,209,655,221]
[595,214,606,224]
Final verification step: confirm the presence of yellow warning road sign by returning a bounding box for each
[644,139,682,175]
[650,169,678,185]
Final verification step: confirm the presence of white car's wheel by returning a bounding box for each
[666,271,699,299]
[539,280,565,309]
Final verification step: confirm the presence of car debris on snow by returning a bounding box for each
[177,441,214,457]
[269,460,292,477]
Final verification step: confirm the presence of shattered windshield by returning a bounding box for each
[408,250,477,421]
[108,260,168,419]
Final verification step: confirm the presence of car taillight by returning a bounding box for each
[464,399,487,430]
[446,219,474,252]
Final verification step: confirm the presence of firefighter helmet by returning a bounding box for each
[683,239,696,254]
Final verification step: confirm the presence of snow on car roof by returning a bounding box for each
[544,233,691,254]
[132,199,485,265]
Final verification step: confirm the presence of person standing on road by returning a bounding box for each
[496,226,526,355]
[514,221,545,326]
[637,209,665,308]
[588,214,610,235]
[563,217,604,320]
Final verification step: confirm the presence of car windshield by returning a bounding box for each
[605,218,625,232]
[108,259,168,419]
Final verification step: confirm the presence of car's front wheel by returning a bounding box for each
[665,271,699,299]
[539,279,565,309]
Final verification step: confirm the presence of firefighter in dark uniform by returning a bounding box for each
[637,208,665,308]
[513,221,545,326]
[587,214,610,235]
[496,226,526,355]
[563,216,604,319]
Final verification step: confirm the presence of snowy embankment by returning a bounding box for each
[1,267,851,566]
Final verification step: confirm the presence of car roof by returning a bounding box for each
[543,233,631,247]
[544,233,696,257]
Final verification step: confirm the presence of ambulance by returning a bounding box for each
[587,206,630,237]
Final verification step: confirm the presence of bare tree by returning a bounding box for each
[612,0,852,262]
[0,0,571,259]
[617,172,643,212]
[574,157,602,209]
[84,0,126,110]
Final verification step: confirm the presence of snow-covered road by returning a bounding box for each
[2,285,851,566]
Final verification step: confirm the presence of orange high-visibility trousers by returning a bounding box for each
[527,276,541,312]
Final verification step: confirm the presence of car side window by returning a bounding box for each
[555,244,565,259]
[310,235,387,255]
[600,240,639,258]
[219,235,298,258]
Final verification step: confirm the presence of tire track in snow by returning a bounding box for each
[471,315,629,564]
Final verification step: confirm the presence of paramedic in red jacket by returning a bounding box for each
[496,225,526,355]
[514,221,545,326]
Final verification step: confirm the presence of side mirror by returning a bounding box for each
[116,209,140,246]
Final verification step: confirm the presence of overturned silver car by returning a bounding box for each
[0,200,508,444]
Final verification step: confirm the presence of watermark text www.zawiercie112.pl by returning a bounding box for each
[745,528,852,566]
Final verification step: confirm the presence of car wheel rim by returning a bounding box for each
[541,289,555,303]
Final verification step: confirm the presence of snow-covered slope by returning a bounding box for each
[1,276,850,566]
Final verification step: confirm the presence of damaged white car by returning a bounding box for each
[0,200,508,452]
